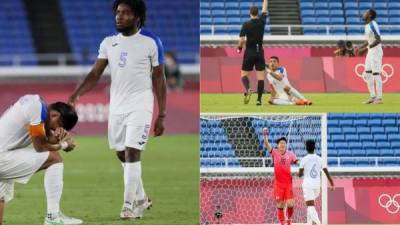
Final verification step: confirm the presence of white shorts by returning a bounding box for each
[365,47,383,74]
[108,111,153,151]
[303,187,321,201]
[0,148,49,202]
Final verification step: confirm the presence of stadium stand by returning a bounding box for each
[200,113,400,168]
[59,0,199,64]
[200,0,400,36]
[0,0,36,65]
[200,0,271,35]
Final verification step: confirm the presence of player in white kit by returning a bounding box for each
[299,140,334,225]
[357,9,383,104]
[68,0,167,220]
[266,56,312,106]
[0,95,82,225]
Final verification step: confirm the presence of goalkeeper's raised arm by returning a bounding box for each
[263,128,272,153]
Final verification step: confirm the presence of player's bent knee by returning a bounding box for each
[286,199,295,208]
[125,147,141,162]
[40,151,63,170]
[284,86,291,93]
[276,201,284,208]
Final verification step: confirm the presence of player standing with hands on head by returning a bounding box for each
[356,9,383,104]
[263,128,298,225]
[299,140,334,225]
[237,0,268,106]
[68,0,167,220]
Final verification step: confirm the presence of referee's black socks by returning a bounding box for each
[257,80,264,101]
[241,76,250,93]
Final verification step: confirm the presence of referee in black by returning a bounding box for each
[237,0,268,106]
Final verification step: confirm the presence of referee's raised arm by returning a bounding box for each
[262,0,268,14]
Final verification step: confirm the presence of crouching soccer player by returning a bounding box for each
[299,140,334,225]
[266,56,312,106]
[0,94,81,225]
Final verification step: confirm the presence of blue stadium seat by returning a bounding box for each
[349,142,362,149]
[303,17,316,25]
[386,126,399,134]
[378,159,400,167]
[353,119,367,126]
[315,2,328,9]
[347,17,362,25]
[377,142,391,149]
[227,10,240,17]
[374,2,387,9]
[212,10,226,17]
[332,135,345,142]
[302,10,315,17]
[371,127,385,134]
[339,149,352,157]
[214,17,227,25]
[331,10,344,17]
[226,2,239,10]
[339,120,353,126]
[346,134,358,141]
[201,17,213,25]
[344,2,358,10]
[380,148,394,157]
[329,127,342,135]
[200,2,210,9]
[356,159,375,167]
[389,10,400,17]
[359,2,373,9]
[357,127,370,134]
[366,149,380,157]
[328,158,338,167]
[374,134,387,142]
[341,159,356,166]
[328,119,339,127]
[363,141,376,148]
[315,10,330,17]
[352,149,366,157]
[300,2,314,10]
[343,127,356,134]
[389,18,400,25]
[388,2,400,9]
[317,17,330,25]
[359,134,373,141]
[227,17,242,25]
[328,150,338,157]
[392,142,400,149]
[377,17,389,25]
[210,2,225,9]
[329,2,343,9]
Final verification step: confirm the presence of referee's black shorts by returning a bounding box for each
[241,49,265,71]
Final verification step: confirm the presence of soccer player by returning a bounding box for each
[299,140,334,225]
[67,0,166,220]
[357,9,383,104]
[263,128,298,225]
[0,94,81,225]
[266,56,312,105]
[237,0,268,106]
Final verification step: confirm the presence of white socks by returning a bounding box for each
[123,162,141,209]
[45,163,63,216]
[272,98,295,105]
[289,88,305,100]
[307,206,321,225]
[365,72,376,98]
[121,162,146,201]
[374,74,382,98]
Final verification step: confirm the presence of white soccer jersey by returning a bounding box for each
[98,29,165,114]
[299,154,327,189]
[0,95,48,152]
[364,20,382,50]
[267,66,291,99]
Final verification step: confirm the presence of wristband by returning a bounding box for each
[60,141,68,150]
[158,114,166,118]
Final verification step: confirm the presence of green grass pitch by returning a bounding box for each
[4,135,199,225]
[201,93,400,113]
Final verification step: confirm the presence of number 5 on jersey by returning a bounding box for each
[119,52,128,68]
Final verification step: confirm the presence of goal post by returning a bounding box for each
[200,113,328,225]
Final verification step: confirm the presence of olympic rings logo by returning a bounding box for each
[355,63,394,83]
[378,193,400,214]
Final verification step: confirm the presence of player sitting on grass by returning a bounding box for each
[299,140,335,225]
[263,128,298,225]
[0,94,81,225]
[266,56,312,106]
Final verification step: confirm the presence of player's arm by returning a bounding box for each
[68,59,108,106]
[152,65,167,136]
[268,70,283,81]
[263,128,273,153]
[30,124,75,152]
[356,42,369,56]
[298,168,304,177]
[322,168,335,191]
[369,35,381,48]
[262,0,268,13]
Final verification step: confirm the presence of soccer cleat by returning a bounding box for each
[256,100,262,106]
[120,207,136,220]
[44,214,64,225]
[372,98,383,104]
[304,99,313,105]
[58,212,83,225]
[132,197,152,219]
[363,97,376,104]
[244,89,253,104]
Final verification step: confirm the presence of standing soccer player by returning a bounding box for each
[237,0,268,106]
[263,128,298,225]
[0,94,81,225]
[68,0,166,220]
[357,9,383,104]
[299,140,334,225]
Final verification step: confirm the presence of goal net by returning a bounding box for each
[200,113,328,225]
